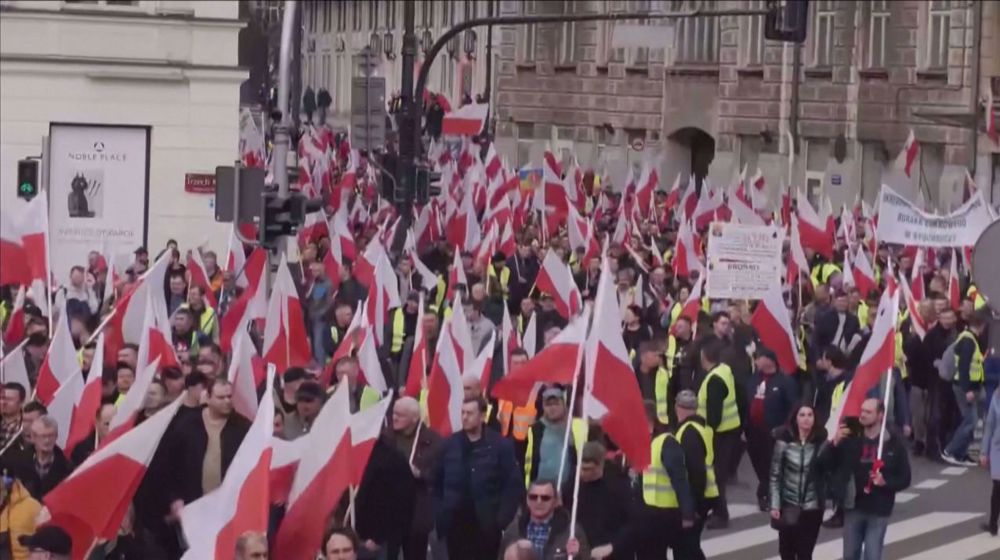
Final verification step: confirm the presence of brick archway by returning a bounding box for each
[667,127,715,192]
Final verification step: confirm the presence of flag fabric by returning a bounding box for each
[678,276,705,327]
[0,208,29,287]
[36,301,82,405]
[491,307,589,405]
[228,329,264,421]
[226,225,248,288]
[349,394,393,486]
[534,250,582,320]
[181,371,275,560]
[896,129,919,178]
[795,190,834,259]
[441,102,488,136]
[0,340,32,397]
[2,286,27,347]
[262,256,311,374]
[186,249,219,309]
[948,250,961,311]
[522,313,538,358]
[852,248,879,298]
[500,303,519,376]
[787,216,811,285]
[403,294,427,398]
[45,398,183,560]
[64,334,105,457]
[827,288,900,435]
[426,303,465,435]
[750,284,801,374]
[672,221,702,279]
[274,383,353,560]
[583,254,651,471]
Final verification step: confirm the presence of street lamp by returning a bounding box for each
[464,29,477,58]
[421,28,434,54]
[369,32,381,54]
[383,30,395,59]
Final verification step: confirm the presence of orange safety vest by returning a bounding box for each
[498,386,539,441]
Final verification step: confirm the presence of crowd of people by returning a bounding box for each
[1,157,999,560]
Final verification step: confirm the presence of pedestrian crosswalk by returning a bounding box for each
[706,508,999,560]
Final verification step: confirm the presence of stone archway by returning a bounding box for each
[666,127,715,193]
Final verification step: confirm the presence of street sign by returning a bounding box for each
[351,76,387,152]
[214,165,265,223]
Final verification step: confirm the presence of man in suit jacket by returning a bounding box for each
[815,291,860,354]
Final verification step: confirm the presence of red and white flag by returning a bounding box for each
[357,325,389,394]
[677,275,704,327]
[36,300,82,405]
[364,250,401,347]
[796,190,834,259]
[262,256,311,373]
[349,394,392,486]
[584,255,651,470]
[403,293,428,398]
[787,215,811,285]
[225,224,248,288]
[445,248,467,301]
[826,287,900,435]
[274,383,352,560]
[0,207,29,287]
[910,247,926,301]
[426,306,465,435]
[465,331,495,394]
[17,195,50,316]
[181,370,275,560]
[852,248,879,298]
[441,102,488,136]
[500,303,519,376]
[522,313,538,358]
[948,250,961,311]
[900,275,928,340]
[186,249,219,309]
[896,129,919,178]
[219,248,268,354]
[534,250,582,320]
[228,329,264,421]
[50,334,104,455]
[673,220,702,279]
[104,252,172,364]
[491,307,589,405]
[2,286,27,347]
[750,284,801,374]
[0,341,32,397]
[45,398,183,560]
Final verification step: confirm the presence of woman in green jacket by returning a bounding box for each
[769,403,830,560]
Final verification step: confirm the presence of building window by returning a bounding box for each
[673,0,719,64]
[556,0,577,65]
[927,0,951,69]
[867,0,889,68]
[336,3,346,32]
[441,0,453,28]
[385,1,396,30]
[369,2,379,30]
[812,0,835,67]
[422,1,435,28]
[741,0,765,66]
[517,123,536,168]
[603,0,657,66]
[518,0,537,63]
[323,3,332,33]
[306,1,318,33]
[352,3,363,31]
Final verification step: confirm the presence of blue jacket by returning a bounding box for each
[744,370,799,432]
[433,428,523,537]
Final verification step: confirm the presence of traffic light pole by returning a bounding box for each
[274,0,298,199]
[390,6,769,260]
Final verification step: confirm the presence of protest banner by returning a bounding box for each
[706,222,783,300]
[876,184,995,247]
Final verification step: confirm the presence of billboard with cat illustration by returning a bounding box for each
[47,123,150,282]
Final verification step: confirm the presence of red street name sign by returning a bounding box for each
[185,173,216,194]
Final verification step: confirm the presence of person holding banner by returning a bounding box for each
[822,398,911,560]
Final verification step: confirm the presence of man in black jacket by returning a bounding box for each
[744,349,799,511]
[561,441,630,558]
[674,390,718,560]
[824,397,911,560]
[166,379,251,520]
[13,415,71,500]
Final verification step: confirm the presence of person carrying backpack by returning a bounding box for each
[941,311,990,467]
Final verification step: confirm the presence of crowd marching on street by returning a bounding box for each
[0,117,999,560]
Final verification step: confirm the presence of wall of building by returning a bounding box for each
[0,0,246,279]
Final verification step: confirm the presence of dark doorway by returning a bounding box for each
[668,127,716,193]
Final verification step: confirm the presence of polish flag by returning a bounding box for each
[61,334,105,457]
[729,189,765,226]
[534,250,582,320]
[274,384,352,559]
[321,240,342,293]
[787,215,811,285]
[409,246,440,294]
[464,331,496,394]
[500,304,519,375]
[852,248,879,298]
[219,248,268,355]
[680,182,699,221]
[446,183,482,253]
[567,206,599,264]
[356,325,389,394]
[262,256,311,374]
[298,210,330,246]
[677,275,705,327]
[673,221,702,279]
[522,312,538,358]
[663,173,683,212]
[841,250,857,290]
[896,129,919,178]
[634,161,659,219]
[900,275,927,340]
[750,284,801,374]
[106,351,162,443]
[948,250,961,311]
[44,398,183,560]
[331,209,357,262]
[364,250,401,347]
[349,394,392,486]
[181,370,275,560]
[498,220,516,258]
[228,329,264,421]
[441,102,488,136]
[403,294,428,398]
[321,307,365,387]
[0,207,29,287]
[0,341,32,396]
[489,165,520,209]
[17,194,49,286]
[750,167,767,209]
[483,142,502,185]
[104,252,172,363]
[226,224,248,288]
[795,190,834,259]
[492,307,589,405]
[35,300,82,405]
[2,286,27,347]
[693,188,724,230]
[352,239,383,290]
[445,248,467,301]
[826,287,899,435]
[910,247,926,301]
[584,255,651,470]
[426,308,465,435]
[186,249,219,309]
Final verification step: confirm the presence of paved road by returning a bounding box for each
[703,452,999,560]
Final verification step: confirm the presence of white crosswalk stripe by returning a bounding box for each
[913,478,948,489]
[897,533,1000,560]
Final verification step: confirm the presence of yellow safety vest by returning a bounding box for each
[182,304,217,339]
[895,331,907,380]
[488,265,511,298]
[434,275,447,311]
[967,285,986,310]
[670,302,682,327]
[330,326,341,346]
[953,330,984,383]
[654,366,671,426]
[664,335,678,376]
[0,301,7,328]
[830,378,847,418]
[391,308,407,354]
[523,418,588,488]
[810,263,841,288]
[643,433,680,508]
[360,385,381,411]
[697,363,740,433]
[857,300,870,329]
[675,420,719,499]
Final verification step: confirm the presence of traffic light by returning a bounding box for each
[259,191,325,249]
[17,159,39,201]
[765,0,809,43]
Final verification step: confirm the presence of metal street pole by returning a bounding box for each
[390,1,417,260]
[274,0,298,198]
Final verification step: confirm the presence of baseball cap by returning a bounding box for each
[19,525,72,555]
[542,386,565,401]
[296,381,325,402]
